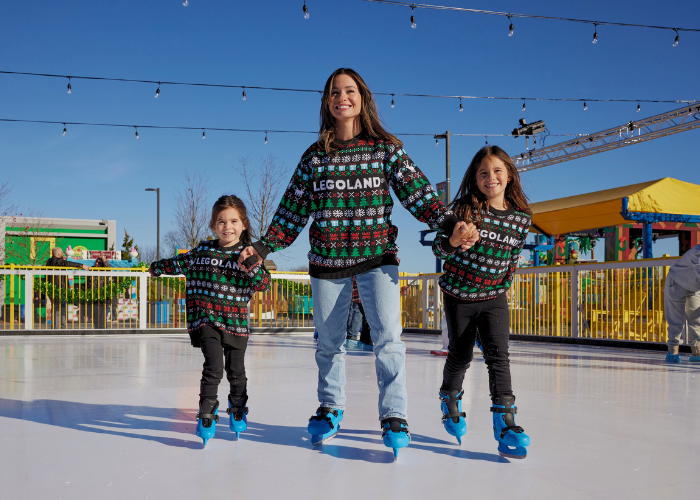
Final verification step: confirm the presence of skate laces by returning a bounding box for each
[309,407,339,429]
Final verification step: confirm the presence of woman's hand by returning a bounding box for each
[449,222,480,251]
[238,246,263,271]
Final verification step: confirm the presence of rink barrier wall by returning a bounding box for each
[1,258,687,346]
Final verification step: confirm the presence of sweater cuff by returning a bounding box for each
[440,235,461,254]
[252,240,272,260]
[439,213,458,236]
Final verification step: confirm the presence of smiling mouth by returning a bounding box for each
[484,183,501,189]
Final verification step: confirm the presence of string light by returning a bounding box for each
[202,130,206,139]
[584,102,588,111]
[265,131,268,144]
[508,15,513,37]
[593,24,598,44]
[303,1,309,19]
[182,0,188,6]
[391,94,395,108]
[242,88,247,101]
[67,77,72,94]
[135,127,139,140]
[62,123,66,136]
[155,82,161,98]
[459,98,463,112]
[410,6,416,29]
[522,101,526,112]
[637,102,641,113]
[674,29,680,47]
[435,138,439,146]
[485,136,489,145]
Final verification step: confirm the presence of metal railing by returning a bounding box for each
[1,258,680,344]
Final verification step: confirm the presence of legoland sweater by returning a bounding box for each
[149,240,271,347]
[433,206,531,301]
[252,134,457,279]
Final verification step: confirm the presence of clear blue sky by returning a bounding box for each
[1,0,698,270]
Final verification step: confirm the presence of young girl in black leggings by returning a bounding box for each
[433,145,532,458]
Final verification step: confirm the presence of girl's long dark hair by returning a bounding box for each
[451,145,532,223]
[318,68,402,153]
[209,195,252,245]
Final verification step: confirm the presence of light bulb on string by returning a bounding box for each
[592,24,598,44]
[522,101,526,113]
[303,1,309,19]
[459,98,463,112]
[265,131,268,144]
[485,136,489,145]
[391,94,395,108]
[583,102,588,111]
[637,103,641,113]
[202,130,206,140]
[410,6,416,29]
[62,123,66,136]
[435,139,439,146]
[508,15,513,37]
[67,77,72,94]
[155,83,161,98]
[135,127,140,140]
[673,29,679,47]
[182,0,188,6]
[242,88,247,101]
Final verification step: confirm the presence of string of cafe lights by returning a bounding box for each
[360,0,699,46]
[0,117,583,144]
[1,70,696,115]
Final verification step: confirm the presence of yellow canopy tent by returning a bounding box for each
[529,177,700,236]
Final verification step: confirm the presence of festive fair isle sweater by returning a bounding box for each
[253,134,456,279]
[149,240,271,341]
[433,206,532,301]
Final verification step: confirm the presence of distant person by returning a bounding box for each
[149,195,271,446]
[664,243,700,364]
[432,145,532,458]
[45,247,88,329]
[88,257,112,329]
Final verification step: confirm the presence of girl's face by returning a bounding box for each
[214,207,247,247]
[475,155,511,204]
[328,74,362,124]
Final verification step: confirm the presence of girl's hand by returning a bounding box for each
[449,222,479,250]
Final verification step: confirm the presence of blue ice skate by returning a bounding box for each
[381,417,411,460]
[195,398,219,447]
[666,352,682,364]
[439,390,467,445]
[226,396,248,439]
[491,396,530,459]
[308,407,344,445]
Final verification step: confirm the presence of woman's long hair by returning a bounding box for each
[317,68,402,153]
[209,195,252,245]
[451,145,532,223]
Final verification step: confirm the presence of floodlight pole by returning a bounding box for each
[433,131,452,273]
[145,188,160,261]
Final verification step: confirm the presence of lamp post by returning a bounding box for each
[145,188,160,261]
[432,131,451,273]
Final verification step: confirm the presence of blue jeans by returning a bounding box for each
[311,265,407,420]
[346,302,362,339]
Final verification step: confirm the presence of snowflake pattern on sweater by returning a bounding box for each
[433,206,531,301]
[256,136,454,272]
[149,240,271,338]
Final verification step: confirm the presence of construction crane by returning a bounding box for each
[513,104,700,171]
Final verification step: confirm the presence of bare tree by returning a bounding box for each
[138,244,158,265]
[3,212,62,265]
[0,178,17,264]
[234,154,289,240]
[171,170,212,250]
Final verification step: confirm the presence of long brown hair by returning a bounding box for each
[209,195,251,245]
[451,145,532,223]
[318,68,402,153]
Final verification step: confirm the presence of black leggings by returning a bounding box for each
[441,294,513,403]
[200,336,247,406]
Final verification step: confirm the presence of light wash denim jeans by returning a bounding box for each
[311,265,407,420]
[665,276,700,347]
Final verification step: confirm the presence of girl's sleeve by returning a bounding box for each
[252,161,312,260]
[246,261,272,293]
[386,146,457,233]
[149,249,191,278]
[432,231,460,260]
[502,216,532,287]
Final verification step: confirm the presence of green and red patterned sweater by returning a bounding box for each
[433,206,531,301]
[149,240,271,340]
[253,134,456,279]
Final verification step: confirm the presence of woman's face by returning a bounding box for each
[328,74,362,123]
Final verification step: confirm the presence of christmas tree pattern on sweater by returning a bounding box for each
[149,240,271,338]
[433,206,532,301]
[256,136,454,269]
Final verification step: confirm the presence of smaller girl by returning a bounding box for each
[149,195,271,446]
[432,145,532,459]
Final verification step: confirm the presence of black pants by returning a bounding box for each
[200,336,247,406]
[358,303,373,346]
[441,294,513,403]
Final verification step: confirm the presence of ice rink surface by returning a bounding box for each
[1,334,699,500]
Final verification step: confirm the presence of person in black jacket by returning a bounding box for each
[45,247,88,329]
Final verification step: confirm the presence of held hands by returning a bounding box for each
[449,221,480,252]
[237,246,263,271]
[82,265,89,271]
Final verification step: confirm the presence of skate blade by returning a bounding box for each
[456,436,462,445]
[311,428,340,446]
[235,432,240,440]
[393,448,399,460]
[498,446,527,459]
